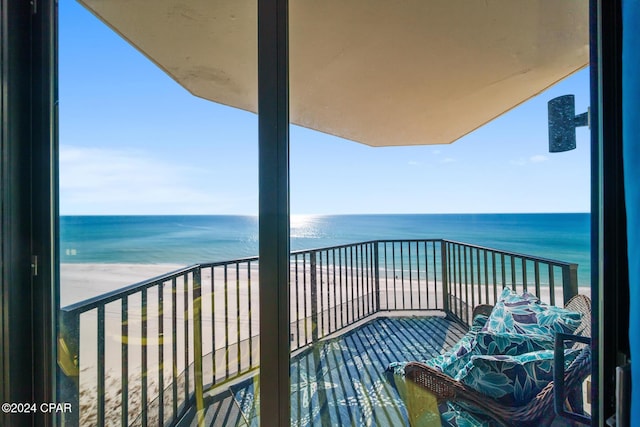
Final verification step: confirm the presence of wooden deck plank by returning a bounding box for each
[200,315,465,426]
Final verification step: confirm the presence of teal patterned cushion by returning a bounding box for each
[482,287,582,337]
[474,331,555,355]
[425,314,489,377]
[456,349,579,406]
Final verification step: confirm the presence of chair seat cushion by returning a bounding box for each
[456,349,579,406]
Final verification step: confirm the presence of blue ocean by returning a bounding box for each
[60,213,591,287]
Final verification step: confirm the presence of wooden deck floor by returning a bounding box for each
[183,313,467,427]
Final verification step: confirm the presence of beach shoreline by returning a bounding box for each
[61,263,187,307]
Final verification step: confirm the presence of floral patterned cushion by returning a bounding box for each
[474,330,555,356]
[482,287,582,337]
[456,349,579,406]
[425,314,489,377]
[427,327,554,379]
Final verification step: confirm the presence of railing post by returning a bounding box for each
[440,240,450,313]
[58,310,80,427]
[310,251,319,342]
[193,268,205,425]
[374,242,380,312]
[562,263,579,304]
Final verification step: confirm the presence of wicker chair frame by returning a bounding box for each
[404,294,592,427]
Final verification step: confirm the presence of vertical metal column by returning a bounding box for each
[562,264,580,304]
[258,0,290,424]
[441,241,450,313]
[1,1,57,426]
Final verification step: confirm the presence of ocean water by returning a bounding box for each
[60,213,591,286]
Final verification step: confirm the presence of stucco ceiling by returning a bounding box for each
[79,0,589,146]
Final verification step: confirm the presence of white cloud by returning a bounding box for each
[59,145,249,214]
[530,155,549,163]
[440,157,456,163]
[408,160,420,166]
[509,155,549,166]
[432,150,441,155]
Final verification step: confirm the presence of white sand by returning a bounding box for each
[61,263,187,307]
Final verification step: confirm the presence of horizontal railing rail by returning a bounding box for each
[59,239,580,426]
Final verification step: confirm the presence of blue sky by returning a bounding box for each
[59,1,591,216]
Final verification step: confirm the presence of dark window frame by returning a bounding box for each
[0,0,627,425]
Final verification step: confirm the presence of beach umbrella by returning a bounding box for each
[76,0,588,147]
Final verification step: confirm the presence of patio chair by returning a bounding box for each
[404,294,592,427]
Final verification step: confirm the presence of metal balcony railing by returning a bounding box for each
[58,239,579,426]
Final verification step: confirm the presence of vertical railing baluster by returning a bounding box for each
[549,266,556,306]
[365,244,371,314]
[400,242,405,309]
[211,268,216,384]
[522,258,528,292]
[121,297,128,427]
[303,255,309,345]
[392,243,397,309]
[355,245,361,319]
[319,251,325,336]
[492,251,498,302]
[383,242,388,310]
[310,251,318,342]
[408,241,413,309]
[365,243,370,314]
[450,243,456,315]
[172,277,178,419]
[158,284,164,427]
[484,250,489,303]
[141,288,148,427]
[332,249,338,331]
[469,247,475,310]
[476,249,482,304]
[534,261,541,299]
[236,263,241,374]
[224,265,229,378]
[295,255,300,349]
[248,262,253,367]
[457,244,463,318]
[463,246,470,323]
[326,250,331,332]
[415,241,421,309]
[183,275,190,404]
[339,248,344,327]
[501,253,506,289]
[510,256,516,290]
[362,244,368,315]
[374,242,380,313]
[432,241,437,309]
[97,306,105,427]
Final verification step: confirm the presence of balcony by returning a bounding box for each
[58,239,583,426]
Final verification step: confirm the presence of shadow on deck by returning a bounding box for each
[184,313,467,426]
